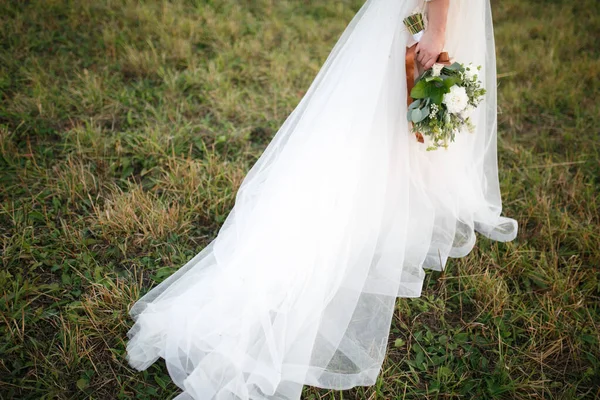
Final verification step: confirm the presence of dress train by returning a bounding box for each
[126,0,518,398]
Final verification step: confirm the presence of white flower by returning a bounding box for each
[443,85,469,114]
[429,103,439,119]
[431,63,444,77]
[464,64,477,80]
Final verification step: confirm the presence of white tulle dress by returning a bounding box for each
[126,0,518,398]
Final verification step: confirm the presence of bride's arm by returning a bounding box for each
[415,0,449,70]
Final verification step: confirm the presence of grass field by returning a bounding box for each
[1,0,599,398]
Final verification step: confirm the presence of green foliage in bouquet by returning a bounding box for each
[408,62,486,151]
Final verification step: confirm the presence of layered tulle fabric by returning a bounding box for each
[126,0,518,399]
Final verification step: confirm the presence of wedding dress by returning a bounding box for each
[126,0,518,398]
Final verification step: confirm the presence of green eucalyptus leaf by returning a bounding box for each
[411,108,422,123]
[408,99,421,110]
[416,105,430,122]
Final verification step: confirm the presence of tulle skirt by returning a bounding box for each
[126,0,518,398]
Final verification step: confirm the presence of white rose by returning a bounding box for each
[431,63,444,77]
[443,85,469,114]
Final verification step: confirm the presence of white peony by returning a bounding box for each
[431,63,444,77]
[443,85,469,114]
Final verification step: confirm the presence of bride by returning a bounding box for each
[126,0,518,398]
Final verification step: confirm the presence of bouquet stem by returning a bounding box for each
[403,12,425,42]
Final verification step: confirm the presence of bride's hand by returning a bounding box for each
[415,30,445,70]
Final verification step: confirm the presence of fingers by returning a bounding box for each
[423,58,436,70]
[416,49,439,69]
[415,47,434,66]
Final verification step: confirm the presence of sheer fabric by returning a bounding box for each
[126,0,518,399]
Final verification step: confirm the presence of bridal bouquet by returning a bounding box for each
[408,62,486,150]
[404,11,486,151]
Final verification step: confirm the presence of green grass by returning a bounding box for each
[1,0,599,398]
